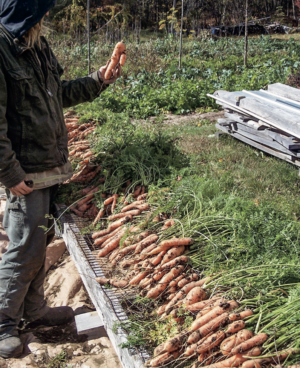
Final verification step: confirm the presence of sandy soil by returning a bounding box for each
[0,196,122,368]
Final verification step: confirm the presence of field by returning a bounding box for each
[57,33,300,367]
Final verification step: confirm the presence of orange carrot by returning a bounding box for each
[76,187,98,207]
[108,248,120,262]
[160,255,189,269]
[121,200,145,213]
[156,302,169,316]
[229,310,253,321]
[111,194,119,213]
[152,269,169,282]
[92,208,106,227]
[161,219,176,231]
[198,351,213,365]
[186,297,221,313]
[137,193,148,201]
[169,273,186,288]
[135,203,150,212]
[96,277,109,285]
[135,234,159,254]
[148,238,194,255]
[104,196,114,206]
[120,259,140,268]
[177,274,199,288]
[231,333,268,355]
[161,246,185,265]
[184,332,214,356]
[119,52,126,66]
[148,251,167,266]
[108,209,141,221]
[184,287,206,306]
[241,349,297,368]
[187,313,229,344]
[140,244,157,260]
[110,279,128,288]
[226,320,246,334]
[190,301,239,331]
[105,42,126,80]
[129,270,150,286]
[220,329,254,355]
[98,229,126,257]
[196,330,226,354]
[153,344,166,357]
[146,266,184,299]
[100,227,125,248]
[204,347,262,368]
[148,350,181,367]
[133,185,142,198]
[93,226,123,243]
[164,330,188,352]
[108,215,132,232]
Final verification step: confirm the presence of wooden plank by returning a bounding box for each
[215,124,300,167]
[229,122,300,156]
[55,207,148,368]
[75,311,104,335]
[268,83,300,103]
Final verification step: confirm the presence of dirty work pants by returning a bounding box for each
[0,185,58,340]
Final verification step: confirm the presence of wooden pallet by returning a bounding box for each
[55,204,149,368]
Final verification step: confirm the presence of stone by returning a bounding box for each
[45,239,66,273]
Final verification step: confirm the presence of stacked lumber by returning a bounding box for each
[208,83,300,167]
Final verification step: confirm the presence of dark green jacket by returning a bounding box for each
[0,24,107,188]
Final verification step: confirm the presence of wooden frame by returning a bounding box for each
[55,205,148,368]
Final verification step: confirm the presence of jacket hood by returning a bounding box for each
[0,0,56,39]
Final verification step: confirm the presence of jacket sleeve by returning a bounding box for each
[60,70,109,108]
[0,67,26,188]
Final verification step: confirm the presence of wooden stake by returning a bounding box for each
[179,0,183,70]
[244,0,248,67]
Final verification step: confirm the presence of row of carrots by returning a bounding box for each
[83,193,298,367]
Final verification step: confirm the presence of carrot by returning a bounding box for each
[137,193,148,201]
[231,333,268,355]
[198,351,213,365]
[135,203,150,212]
[108,209,140,221]
[184,287,206,306]
[153,344,166,357]
[111,194,119,214]
[190,301,239,331]
[221,329,254,355]
[187,313,229,344]
[108,248,120,262]
[146,266,184,299]
[133,185,142,198]
[184,332,214,356]
[241,349,297,368]
[121,200,145,213]
[71,208,84,217]
[167,293,176,301]
[104,196,114,206]
[139,276,154,289]
[204,348,261,368]
[226,320,246,334]
[98,230,126,257]
[76,187,98,208]
[77,202,92,212]
[121,259,141,268]
[161,246,185,265]
[156,302,169,316]
[177,274,199,288]
[108,215,132,231]
[229,310,253,322]
[196,330,226,354]
[164,330,188,352]
[161,219,176,231]
[93,226,123,243]
[187,297,222,313]
[152,269,169,282]
[100,227,125,248]
[96,277,109,285]
[129,270,150,286]
[169,273,186,288]
[92,208,106,227]
[110,279,128,288]
[195,301,224,320]
[135,234,159,254]
[148,238,194,255]
[148,350,180,367]
[147,251,167,266]
[160,255,189,269]
[140,244,157,260]
[105,42,126,80]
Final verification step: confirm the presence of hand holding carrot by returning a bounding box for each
[99,61,122,85]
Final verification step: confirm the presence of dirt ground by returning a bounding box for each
[0,195,122,368]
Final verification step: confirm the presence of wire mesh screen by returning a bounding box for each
[55,204,151,364]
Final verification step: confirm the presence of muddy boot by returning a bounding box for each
[26,307,74,329]
[0,336,23,359]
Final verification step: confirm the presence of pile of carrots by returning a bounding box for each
[79,192,297,368]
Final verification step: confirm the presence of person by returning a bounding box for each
[0,0,121,359]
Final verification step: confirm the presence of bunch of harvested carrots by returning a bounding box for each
[81,193,298,368]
